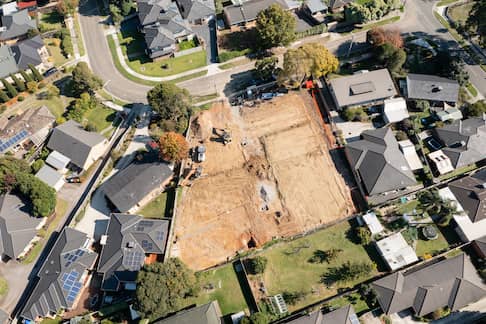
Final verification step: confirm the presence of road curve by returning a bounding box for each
[78,0,150,103]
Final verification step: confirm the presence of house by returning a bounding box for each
[436,107,463,122]
[345,128,417,203]
[21,228,97,321]
[0,193,45,261]
[0,9,37,43]
[45,150,71,173]
[329,69,397,110]
[383,97,409,124]
[136,0,203,59]
[223,0,288,28]
[427,150,454,175]
[47,120,107,171]
[372,253,486,316]
[98,213,170,291]
[304,0,328,23]
[102,160,173,213]
[176,0,215,24]
[361,211,384,236]
[153,301,222,324]
[0,35,49,78]
[36,165,65,191]
[398,140,422,171]
[472,236,486,259]
[439,170,486,242]
[434,117,486,169]
[375,232,418,271]
[286,305,358,324]
[0,105,55,153]
[406,74,459,107]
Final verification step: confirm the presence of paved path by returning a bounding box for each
[65,16,80,59]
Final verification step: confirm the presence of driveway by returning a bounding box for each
[192,19,218,64]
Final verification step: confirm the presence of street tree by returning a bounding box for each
[147,83,191,133]
[109,4,123,24]
[465,100,486,117]
[256,4,296,49]
[367,27,403,48]
[254,56,278,81]
[72,62,103,96]
[157,132,189,162]
[136,258,199,320]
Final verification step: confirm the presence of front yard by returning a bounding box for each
[253,221,379,311]
[84,105,118,134]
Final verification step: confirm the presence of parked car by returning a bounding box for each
[43,67,58,77]
[196,145,206,162]
[261,93,274,100]
[66,176,81,183]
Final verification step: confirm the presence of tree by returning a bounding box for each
[467,0,486,46]
[356,227,372,245]
[31,159,44,173]
[414,100,430,112]
[29,64,43,81]
[147,83,191,133]
[449,60,469,87]
[109,4,123,24]
[464,100,486,117]
[256,4,296,49]
[282,43,338,81]
[0,89,9,103]
[1,79,18,98]
[345,0,401,24]
[120,0,133,16]
[367,27,403,48]
[136,259,198,320]
[20,70,33,83]
[27,28,40,38]
[66,92,97,122]
[157,132,188,162]
[322,261,376,286]
[308,248,342,264]
[10,74,26,92]
[377,43,406,72]
[58,0,79,15]
[240,312,269,324]
[254,56,278,81]
[248,256,268,274]
[282,291,307,305]
[26,81,37,94]
[71,62,103,96]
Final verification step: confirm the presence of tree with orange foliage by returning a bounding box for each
[158,132,189,162]
[367,27,403,48]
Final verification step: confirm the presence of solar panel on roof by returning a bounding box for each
[156,231,164,240]
[140,221,154,227]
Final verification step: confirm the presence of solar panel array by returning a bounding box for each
[0,129,29,152]
[136,221,154,232]
[141,239,153,251]
[63,249,85,268]
[61,270,82,303]
[123,250,145,270]
[156,231,164,241]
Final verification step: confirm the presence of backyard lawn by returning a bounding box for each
[118,31,207,77]
[84,105,117,133]
[40,11,63,31]
[186,264,249,315]
[258,222,378,311]
[328,292,369,314]
[415,225,449,258]
[45,38,69,67]
[138,188,180,219]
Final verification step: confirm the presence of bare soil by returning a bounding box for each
[172,93,354,270]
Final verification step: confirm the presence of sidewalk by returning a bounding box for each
[65,16,80,59]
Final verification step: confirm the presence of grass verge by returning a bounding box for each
[167,70,208,84]
[97,88,130,106]
[73,14,86,57]
[0,277,8,296]
[352,16,400,33]
[466,83,478,97]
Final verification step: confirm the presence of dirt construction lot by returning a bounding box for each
[172,93,354,270]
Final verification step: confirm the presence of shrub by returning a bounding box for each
[26,81,37,94]
[356,227,372,245]
[248,256,268,274]
[17,96,25,101]
[10,74,26,92]
[29,65,44,81]
[1,79,18,98]
[38,82,46,89]
[20,70,34,83]
[31,159,45,173]
[0,90,9,103]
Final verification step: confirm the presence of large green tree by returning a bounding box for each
[281,43,338,81]
[465,100,486,118]
[71,62,103,97]
[377,43,406,72]
[467,0,486,46]
[254,56,278,81]
[136,259,199,320]
[147,83,191,133]
[256,4,296,49]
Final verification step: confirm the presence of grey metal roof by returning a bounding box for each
[10,35,44,70]
[46,150,71,170]
[372,253,486,316]
[21,228,97,321]
[346,127,416,196]
[98,214,170,291]
[434,117,486,169]
[0,44,19,78]
[223,0,288,26]
[0,193,42,259]
[406,73,459,103]
[0,9,37,41]
[153,301,222,324]
[47,120,105,169]
[306,0,327,13]
[176,0,214,21]
[329,69,397,109]
[287,305,357,324]
[137,0,172,26]
[448,169,486,223]
[35,165,63,189]
[101,160,173,213]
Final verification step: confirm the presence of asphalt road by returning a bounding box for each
[79,0,486,101]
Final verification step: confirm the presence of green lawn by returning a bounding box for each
[40,317,63,324]
[138,192,168,219]
[466,83,478,97]
[448,2,473,24]
[73,15,86,57]
[45,38,69,67]
[118,31,207,77]
[257,222,378,311]
[40,11,63,31]
[178,39,197,51]
[187,264,249,315]
[438,163,477,181]
[415,225,449,258]
[397,200,420,215]
[437,0,459,6]
[11,93,68,119]
[328,292,369,314]
[0,277,8,296]
[84,105,117,133]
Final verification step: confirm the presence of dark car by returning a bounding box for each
[66,176,81,183]
[43,67,58,77]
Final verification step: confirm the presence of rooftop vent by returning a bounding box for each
[127,241,135,248]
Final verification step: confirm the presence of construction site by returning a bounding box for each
[171,92,355,270]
